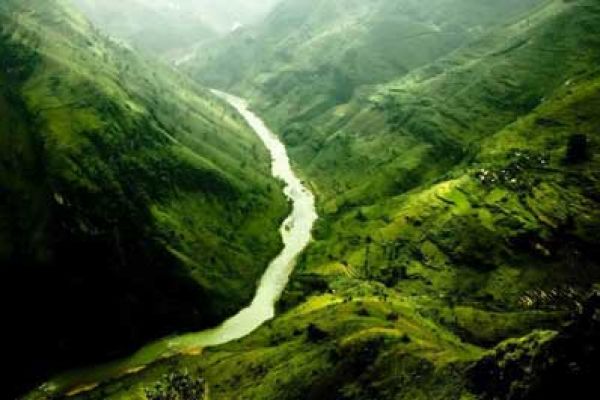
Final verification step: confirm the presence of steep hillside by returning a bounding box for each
[0,0,287,396]
[188,0,600,315]
[280,0,600,297]
[59,66,600,397]
[48,0,600,399]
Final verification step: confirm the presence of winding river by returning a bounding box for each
[30,92,317,398]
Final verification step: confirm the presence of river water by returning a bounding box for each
[29,92,317,398]
[169,90,318,346]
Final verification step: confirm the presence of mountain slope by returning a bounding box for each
[0,0,287,396]
[184,0,548,111]
[86,63,600,391]
[189,0,600,313]
[284,0,600,281]
[51,0,600,399]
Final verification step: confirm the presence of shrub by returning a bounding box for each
[144,370,206,400]
[307,323,329,342]
[565,133,589,164]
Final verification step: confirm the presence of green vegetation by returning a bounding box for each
[1,0,288,397]
[467,288,600,399]
[58,283,483,400]
[185,0,549,116]
[144,370,206,400]
[76,1,599,399]
[11,0,600,399]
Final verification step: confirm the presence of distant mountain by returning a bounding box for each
[0,0,287,396]
[72,0,216,57]
[72,0,282,58]
[184,0,547,99]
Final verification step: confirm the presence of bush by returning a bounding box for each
[307,323,329,342]
[145,370,206,400]
[565,133,589,164]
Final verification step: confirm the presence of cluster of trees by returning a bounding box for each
[565,133,589,164]
[0,25,40,83]
[145,370,207,400]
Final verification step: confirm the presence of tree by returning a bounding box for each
[307,323,328,342]
[145,370,206,400]
[565,133,589,164]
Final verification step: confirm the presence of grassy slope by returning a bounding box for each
[60,1,600,399]
[1,0,288,396]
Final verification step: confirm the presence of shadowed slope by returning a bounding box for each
[0,0,287,396]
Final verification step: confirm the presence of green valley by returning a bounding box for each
[4,0,600,399]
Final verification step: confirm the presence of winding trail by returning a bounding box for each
[28,92,318,399]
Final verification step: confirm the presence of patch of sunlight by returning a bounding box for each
[291,294,343,316]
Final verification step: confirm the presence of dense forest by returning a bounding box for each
[1,0,599,399]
